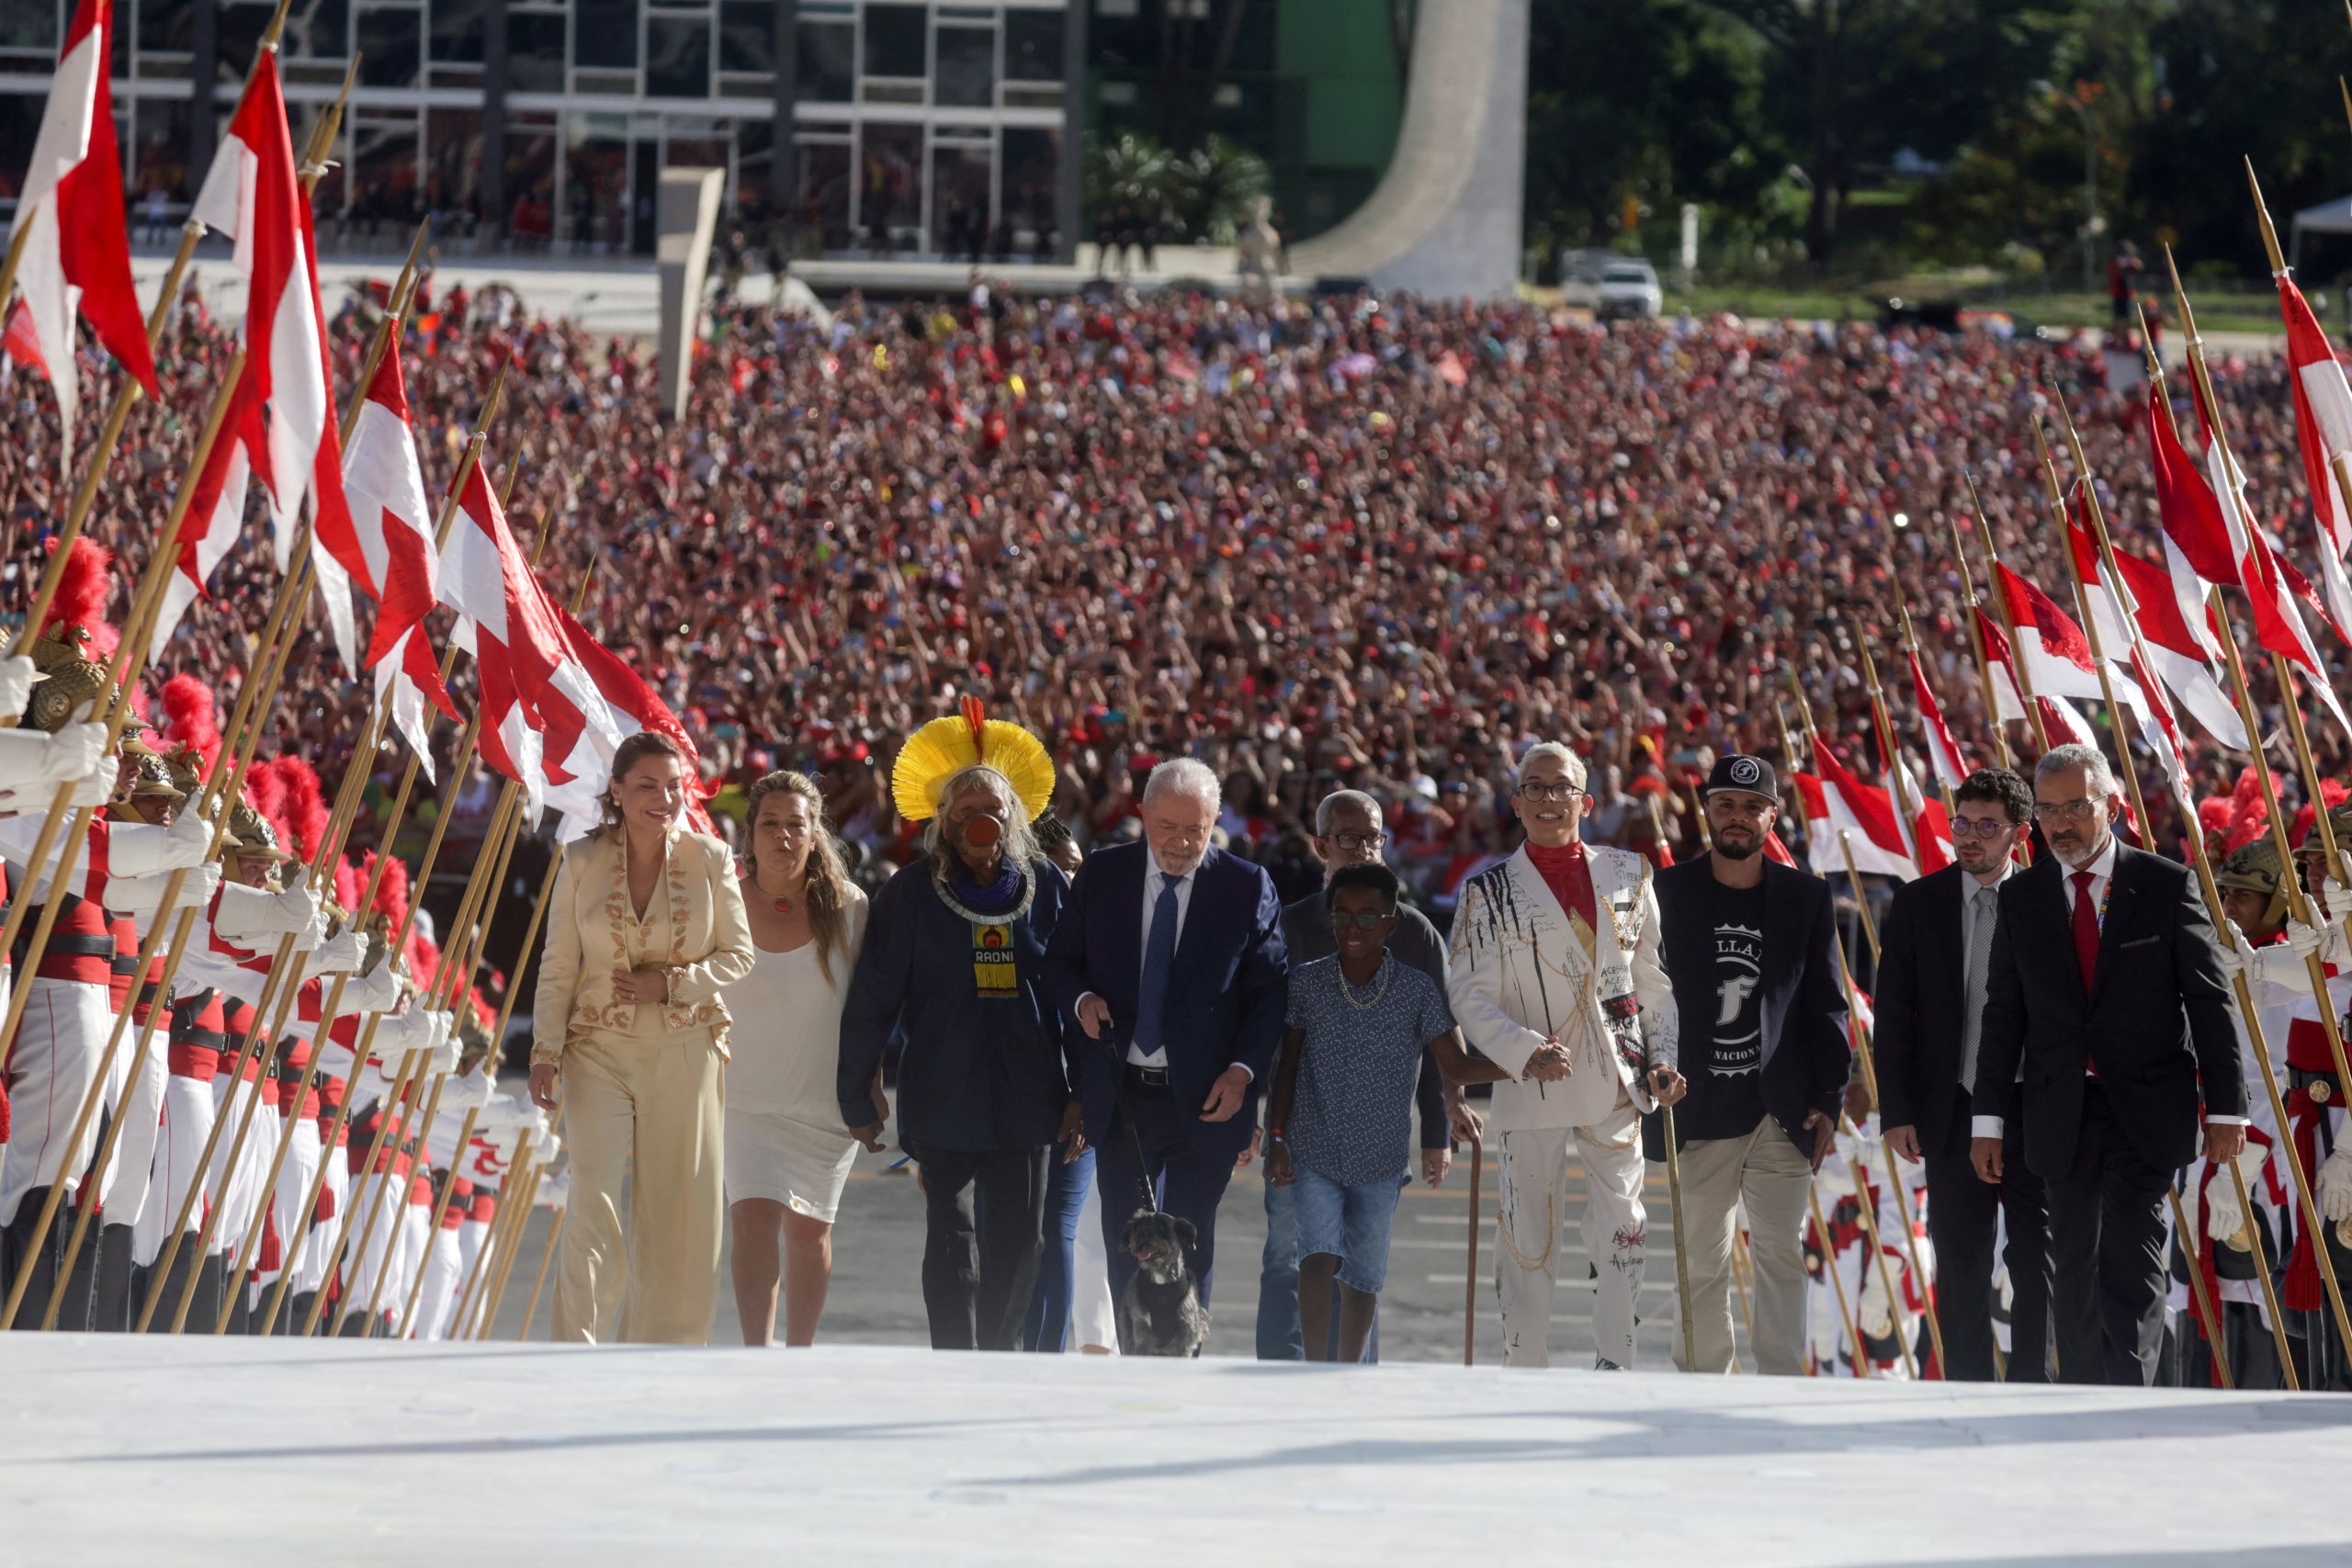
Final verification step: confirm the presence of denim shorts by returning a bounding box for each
[1290,1166,1404,1294]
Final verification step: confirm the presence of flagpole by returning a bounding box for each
[1851,619,1931,869]
[392,1102,482,1339]
[1945,505,2015,770]
[517,1186,566,1340]
[2170,1188,2235,1389]
[1964,472,2052,753]
[2246,161,2352,613]
[1805,1185,1867,1377]
[477,1158,547,1337]
[1838,833,1882,965]
[355,1063,449,1331]
[451,1141,533,1336]
[330,1051,432,1336]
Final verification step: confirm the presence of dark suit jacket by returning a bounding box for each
[1972,842,2243,1178]
[1874,862,1973,1138]
[1643,857,1849,1158]
[1041,841,1288,1160]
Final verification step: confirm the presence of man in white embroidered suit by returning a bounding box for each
[1449,742,1682,1370]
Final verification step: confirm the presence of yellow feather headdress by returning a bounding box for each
[892,697,1056,823]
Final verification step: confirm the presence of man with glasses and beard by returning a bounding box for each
[1647,755,1849,1375]
[1873,767,2052,1382]
[1972,743,2245,1385]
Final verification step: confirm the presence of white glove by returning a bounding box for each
[37,721,108,784]
[186,859,223,910]
[2313,877,2352,924]
[349,959,401,1014]
[1859,1254,1895,1340]
[2215,937,2251,988]
[2317,1146,2352,1224]
[275,885,320,935]
[374,1007,435,1055]
[304,929,365,976]
[66,753,119,808]
[2203,1168,2247,1244]
[0,654,40,721]
[157,806,215,869]
[428,1016,460,1076]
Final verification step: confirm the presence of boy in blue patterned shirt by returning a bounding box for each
[1265,863,1457,1361]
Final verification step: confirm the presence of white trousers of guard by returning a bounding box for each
[0,978,113,1226]
[1493,1085,1647,1370]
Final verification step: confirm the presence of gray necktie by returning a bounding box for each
[1959,884,1997,1093]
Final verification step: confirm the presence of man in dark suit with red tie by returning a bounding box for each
[1972,744,2247,1385]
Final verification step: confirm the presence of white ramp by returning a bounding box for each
[1288,0,1530,299]
[5,1336,2348,1564]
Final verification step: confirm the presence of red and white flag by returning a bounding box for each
[1906,649,1969,791]
[2063,500,2245,749]
[343,344,456,766]
[1973,604,2096,747]
[5,0,157,468]
[538,604,716,840]
[1996,560,2130,709]
[2276,269,2352,637]
[1801,745,1917,880]
[180,51,371,671]
[1886,766,1953,874]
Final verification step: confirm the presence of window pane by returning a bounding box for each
[139,0,197,54]
[0,98,41,202]
[930,141,989,253]
[216,1,271,83]
[356,8,422,88]
[349,118,420,225]
[645,16,709,97]
[505,10,564,91]
[1004,10,1059,81]
[132,97,195,205]
[429,0,486,62]
[566,113,628,249]
[933,25,991,108]
[504,121,558,239]
[1002,125,1057,240]
[862,4,923,77]
[797,140,851,251]
[425,106,484,216]
[859,121,921,247]
[282,0,348,60]
[795,20,852,101]
[574,0,637,69]
[717,0,770,73]
[0,4,57,51]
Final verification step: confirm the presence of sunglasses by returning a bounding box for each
[1330,909,1396,931]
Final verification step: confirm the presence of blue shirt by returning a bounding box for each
[1283,954,1456,1186]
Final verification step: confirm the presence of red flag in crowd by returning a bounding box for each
[2276,268,2352,637]
[1906,649,1969,792]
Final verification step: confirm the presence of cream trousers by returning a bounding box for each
[1670,1113,1814,1375]
[553,1030,726,1345]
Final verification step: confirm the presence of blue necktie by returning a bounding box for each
[1135,873,1180,1056]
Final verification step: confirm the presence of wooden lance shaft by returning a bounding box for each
[2226,1152,2301,1388]
[1882,590,1962,822]
[4,0,301,663]
[453,1142,534,1336]
[1839,834,1883,966]
[393,1102,482,1340]
[1946,505,2014,770]
[2170,1189,2235,1390]
[356,1063,449,1330]
[1806,1185,1867,1377]
[2064,407,2352,1358]
[334,1053,435,1335]
[1964,471,2052,753]
[1851,621,1929,873]
[1829,936,1949,1378]
[0,350,249,1329]
[477,1157,548,1337]
[288,1044,422,1337]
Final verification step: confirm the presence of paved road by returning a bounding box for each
[481,1138,1753,1373]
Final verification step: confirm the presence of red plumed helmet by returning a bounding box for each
[160,674,223,778]
[333,856,365,911]
[244,762,292,854]
[41,537,115,641]
[368,852,412,937]
[268,757,331,862]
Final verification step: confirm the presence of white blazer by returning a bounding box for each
[1447,843,1679,1134]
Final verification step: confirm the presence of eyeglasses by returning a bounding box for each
[1949,818,2019,839]
[1330,910,1396,931]
[1518,783,1588,804]
[1330,830,1386,851]
[2033,799,2099,822]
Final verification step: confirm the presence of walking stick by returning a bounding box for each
[1661,1104,1697,1371]
[2171,1188,2235,1391]
[1463,1133,1481,1367]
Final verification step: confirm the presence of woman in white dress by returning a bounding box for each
[724,771,874,1346]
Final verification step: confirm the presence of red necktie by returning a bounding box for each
[2070,870,2100,990]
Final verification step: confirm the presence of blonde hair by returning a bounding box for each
[744,770,856,986]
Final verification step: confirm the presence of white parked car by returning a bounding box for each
[1558,253,1663,320]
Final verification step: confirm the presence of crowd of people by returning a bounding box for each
[5,273,2351,1376]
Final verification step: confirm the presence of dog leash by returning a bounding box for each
[1103,1024,1164,1218]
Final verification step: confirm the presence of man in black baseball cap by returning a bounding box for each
[1646,750,1849,1374]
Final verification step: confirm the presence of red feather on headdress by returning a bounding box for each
[244,763,291,851]
[2223,764,2277,856]
[266,757,330,862]
[42,538,115,647]
[334,856,364,911]
[368,852,413,938]
[161,674,222,778]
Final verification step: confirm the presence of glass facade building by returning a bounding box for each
[0,0,1076,257]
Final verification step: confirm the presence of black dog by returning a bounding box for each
[1120,1208,1209,1357]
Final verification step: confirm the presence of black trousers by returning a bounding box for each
[142,1235,218,1332]
[1095,1075,1234,1319]
[1,1186,95,1331]
[1923,1084,2052,1382]
[2044,1082,2172,1386]
[93,1223,136,1332]
[909,1142,1047,1351]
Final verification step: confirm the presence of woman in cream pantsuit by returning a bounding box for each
[531,732,754,1344]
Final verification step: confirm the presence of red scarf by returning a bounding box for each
[1525,840,1597,931]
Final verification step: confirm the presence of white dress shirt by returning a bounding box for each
[1973,835,2244,1136]
[1127,862,1197,1068]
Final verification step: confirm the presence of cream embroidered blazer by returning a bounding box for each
[531,828,755,1065]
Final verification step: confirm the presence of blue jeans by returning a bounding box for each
[1291,1168,1402,1293]
[1022,1145,1094,1352]
[1255,1175,1383,1362]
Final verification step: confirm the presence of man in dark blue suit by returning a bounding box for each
[1043,758,1287,1325]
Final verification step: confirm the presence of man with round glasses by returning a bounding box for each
[1450,742,1679,1370]
[1873,766,2051,1382]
